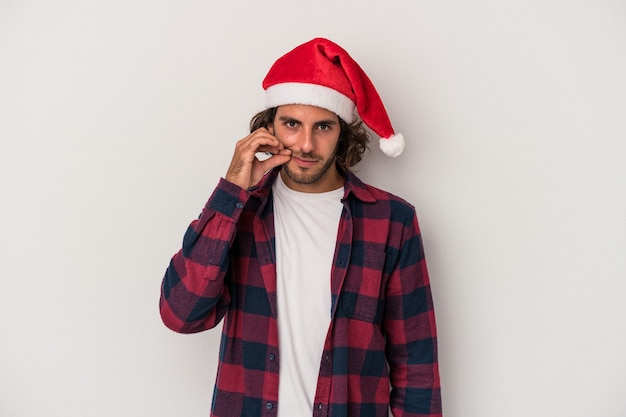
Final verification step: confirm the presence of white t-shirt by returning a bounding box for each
[272,173,344,416]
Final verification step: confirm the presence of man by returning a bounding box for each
[160,38,442,417]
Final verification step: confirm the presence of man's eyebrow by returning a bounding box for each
[314,119,339,126]
[277,115,300,123]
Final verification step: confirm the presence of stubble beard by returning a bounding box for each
[282,150,337,185]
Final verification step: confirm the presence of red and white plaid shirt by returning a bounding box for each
[160,168,442,417]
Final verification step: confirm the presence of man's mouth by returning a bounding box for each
[291,155,320,167]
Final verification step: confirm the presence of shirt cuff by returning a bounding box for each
[205,178,249,217]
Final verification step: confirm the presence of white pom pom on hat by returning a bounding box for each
[262,37,405,157]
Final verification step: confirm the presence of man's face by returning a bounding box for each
[271,104,343,193]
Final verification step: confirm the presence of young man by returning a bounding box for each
[160,38,442,417]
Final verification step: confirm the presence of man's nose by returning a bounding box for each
[298,129,314,153]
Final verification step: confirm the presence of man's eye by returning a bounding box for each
[318,124,330,131]
[286,121,297,128]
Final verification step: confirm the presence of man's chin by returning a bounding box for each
[282,165,321,185]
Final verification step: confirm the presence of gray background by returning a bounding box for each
[1,1,625,416]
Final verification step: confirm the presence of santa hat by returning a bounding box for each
[262,37,405,157]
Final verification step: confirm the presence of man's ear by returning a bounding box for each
[268,123,274,134]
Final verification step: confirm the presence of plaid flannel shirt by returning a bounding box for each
[160,168,442,417]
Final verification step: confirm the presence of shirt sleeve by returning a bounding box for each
[384,208,442,417]
[159,178,249,334]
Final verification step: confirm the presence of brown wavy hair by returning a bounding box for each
[249,107,370,170]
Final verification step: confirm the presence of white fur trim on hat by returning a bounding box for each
[379,133,405,157]
[265,82,357,123]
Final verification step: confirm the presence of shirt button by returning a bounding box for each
[317,403,323,410]
[235,202,244,209]
[266,402,274,410]
[269,353,276,361]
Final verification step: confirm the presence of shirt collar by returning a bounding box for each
[340,168,377,203]
[250,166,377,204]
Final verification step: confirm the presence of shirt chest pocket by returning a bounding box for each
[338,247,397,323]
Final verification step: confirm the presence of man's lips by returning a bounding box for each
[291,155,319,168]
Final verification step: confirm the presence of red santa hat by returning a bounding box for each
[262,37,405,157]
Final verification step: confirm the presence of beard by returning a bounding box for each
[281,150,338,185]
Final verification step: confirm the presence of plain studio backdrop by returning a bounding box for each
[1,1,625,416]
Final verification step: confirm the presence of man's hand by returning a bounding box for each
[225,128,292,189]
